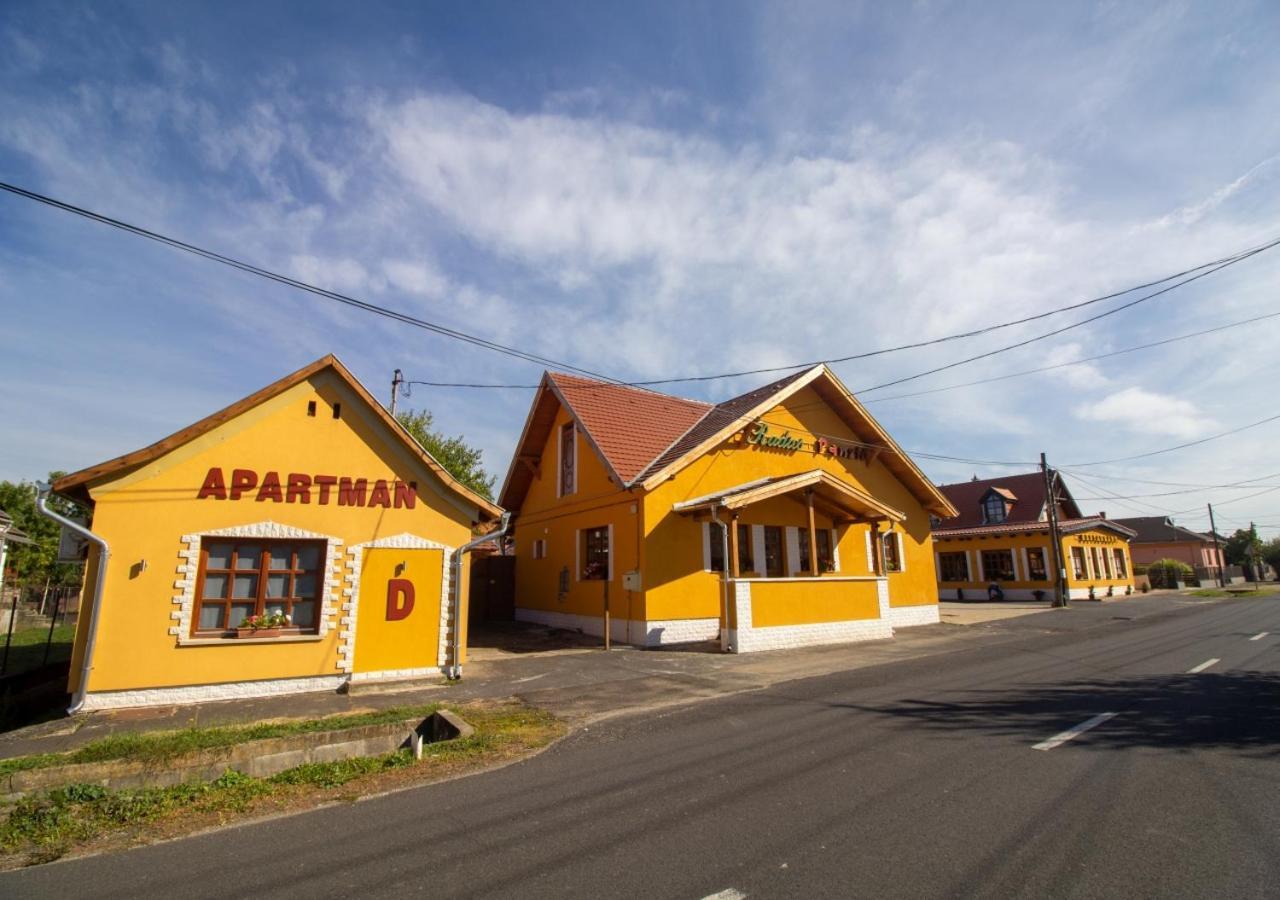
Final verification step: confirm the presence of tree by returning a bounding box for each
[395,410,497,500]
[0,472,83,590]
[1222,527,1262,566]
[1262,538,1280,576]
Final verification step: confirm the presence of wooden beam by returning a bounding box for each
[806,489,820,577]
[728,515,741,579]
[870,522,884,576]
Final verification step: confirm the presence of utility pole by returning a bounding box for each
[390,369,403,416]
[1250,521,1260,582]
[1207,503,1225,587]
[1041,452,1068,608]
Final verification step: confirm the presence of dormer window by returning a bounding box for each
[982,493,1007,525]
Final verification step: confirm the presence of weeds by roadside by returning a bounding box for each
[0,701,563,868]
[0,703,451,778]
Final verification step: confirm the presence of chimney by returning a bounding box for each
[1099,511,1107,519]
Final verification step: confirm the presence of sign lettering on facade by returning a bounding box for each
[196,467,417,509]
[742,423,872,463]
[385,579,415,621]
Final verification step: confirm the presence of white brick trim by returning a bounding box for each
[80,675,347,710]
[831,528,841,572]
[345,533,457,672]
[886,604,941,627]
[173,521,343,646]
[702,522,712,572]
[865,529,874,571]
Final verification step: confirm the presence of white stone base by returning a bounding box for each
[729,619,894,653]
[886,604,941,627]
[514,607,720,646]
[79,675,349,711]
[348,666,447,683]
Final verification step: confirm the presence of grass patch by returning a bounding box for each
[0,703,449,778]
[0,625,75,677]
[1188,586,1279,599]
[0,701,562,866]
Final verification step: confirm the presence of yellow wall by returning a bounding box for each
[512,405,643,624]
[935,527,1134,597]
[70,370,477,694]
[353,547,443,674]
[749,578,881,627]
[643,385,941,621]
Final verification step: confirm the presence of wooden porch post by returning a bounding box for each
[728,514,741,579]
[806,489,820,577]
[870,522,884,576]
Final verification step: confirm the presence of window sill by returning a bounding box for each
[178,633,326,647]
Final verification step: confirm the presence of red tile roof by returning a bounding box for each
[934,516,1136,540]
[546,373,712,483]
[935,472,1082,529]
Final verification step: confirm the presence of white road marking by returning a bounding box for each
[701,890,747,900]
[1187,658,1220,674]
[1249,632,1269,641]
[1032,712,1118,751]
[511,673,549,684]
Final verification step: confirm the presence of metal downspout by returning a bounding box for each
[449,511,511,680]
[35,483,108,715]
[710,504,731,652]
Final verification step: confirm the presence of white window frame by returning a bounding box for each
[882,530,905,573]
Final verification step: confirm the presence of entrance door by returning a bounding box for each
[354,547,444,675]
[763,526,785,578]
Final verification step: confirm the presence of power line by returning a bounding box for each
[853,241,1280,395]
[1047,468,1280,489]
[862,310,1280,404]
[1063,412,1280,467]
[0,181,624,385]
[10,177,1278,396]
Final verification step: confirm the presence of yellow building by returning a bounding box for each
[932,472,1137,601]
[500,365,958,652]
[48,355,501,710]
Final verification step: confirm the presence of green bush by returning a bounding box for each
[1148,558,1193,588]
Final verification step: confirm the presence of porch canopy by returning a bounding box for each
[672,470,905,525]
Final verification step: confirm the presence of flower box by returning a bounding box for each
[235,627,283,639]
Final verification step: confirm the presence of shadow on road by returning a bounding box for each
[830,670,1280,756]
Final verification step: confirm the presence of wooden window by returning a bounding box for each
[798,527,812,573]
[708,525,726,573]
[1090,547,1102,579]
[939,552,969,582]
[1112,548,1127,578]
[816,529,834,572]
[558,423,576,497]
[581,526,609,580]
[981,550,1015,582]
[882,532,902,573]
[982,494,1007,524]
[1071,546,1087,579]
[737,524,754,574]
[763,526,784,578]
[1027,548,1047,581]
[193,538,324,636]
[532,539,546,560]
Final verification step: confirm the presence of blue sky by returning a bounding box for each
[2,1,1279,536]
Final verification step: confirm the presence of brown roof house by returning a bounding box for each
[932,472,1137,601]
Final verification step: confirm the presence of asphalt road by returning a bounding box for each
[4,596,1278,899]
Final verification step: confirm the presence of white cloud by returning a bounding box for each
[1073,387,1211,439]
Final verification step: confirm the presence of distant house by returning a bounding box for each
[932,472,1136,601]
[1111,516,1226,579]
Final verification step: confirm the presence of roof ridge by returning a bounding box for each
[545,371,711,409]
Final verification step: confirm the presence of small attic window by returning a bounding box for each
[307,401,317,417]
[332,402,341,419]
[982,493,1007,525]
